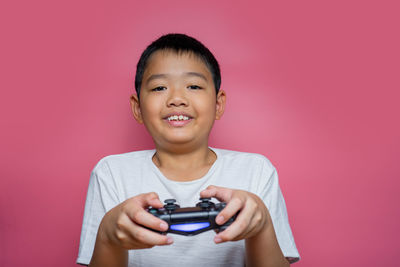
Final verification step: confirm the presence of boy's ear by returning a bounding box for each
[215,90,226,120]
[130,94,143,124]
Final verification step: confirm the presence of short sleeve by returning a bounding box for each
[76,158,120,265]
[257,158,300,263]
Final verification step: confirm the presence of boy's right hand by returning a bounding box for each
[97,192,174,250]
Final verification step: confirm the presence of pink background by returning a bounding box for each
[1,0,399,266]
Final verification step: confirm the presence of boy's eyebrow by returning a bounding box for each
[145,72,208,85]
[184,72,208,82]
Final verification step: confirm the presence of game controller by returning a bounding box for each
[147,198,237,236]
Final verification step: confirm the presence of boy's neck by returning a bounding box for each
[152,144,217,182]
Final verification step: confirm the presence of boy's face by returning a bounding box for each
[130,50,225,149]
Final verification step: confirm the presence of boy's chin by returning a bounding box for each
[157,137,202,149]
[163,138,195,145]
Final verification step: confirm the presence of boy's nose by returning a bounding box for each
[166,88,188,107]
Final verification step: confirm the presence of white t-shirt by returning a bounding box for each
[77,147,300,266]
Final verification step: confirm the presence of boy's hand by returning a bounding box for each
[97,192,174,250]
[200,185,271,244]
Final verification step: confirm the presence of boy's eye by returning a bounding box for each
[151,86,166,91]
[188,85,202,90]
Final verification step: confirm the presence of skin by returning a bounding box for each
[88,50,289,267]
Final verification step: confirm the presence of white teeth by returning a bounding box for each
[167,115,190,121]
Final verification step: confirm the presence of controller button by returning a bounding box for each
[164,199,177,204]
[148,208,158,215]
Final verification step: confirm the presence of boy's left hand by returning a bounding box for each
[200,185,271,244]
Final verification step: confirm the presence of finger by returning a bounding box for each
[215,196,243,225]
[119,214,173,246]
[147,197,164,209]
[130,225,174,246]
[200,185,233,202]
[215,200,254,243]
[231,212,260,241]
[215,212,253,243]
[127,206,169,232]
[142,192,164,208]
[231,199,268,241]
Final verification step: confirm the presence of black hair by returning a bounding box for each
[134,33,221,97]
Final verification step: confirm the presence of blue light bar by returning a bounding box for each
[170,222,210,232]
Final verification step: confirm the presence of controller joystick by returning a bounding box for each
[164,199,177,205]
[164,199,180,211]
[197,197,213,208]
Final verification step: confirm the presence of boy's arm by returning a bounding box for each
[201,186,290,267]
[89,235,127,267]
[88,192,173,267]
[245,160,299,266]
[245,222,289,267]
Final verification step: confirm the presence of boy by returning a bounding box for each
[77,33,300,266]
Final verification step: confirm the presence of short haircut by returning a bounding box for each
[134,33,221,97]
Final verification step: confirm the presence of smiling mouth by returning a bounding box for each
[163,114,193,127]
[166,115,190,121]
